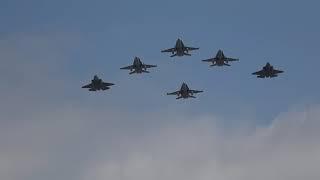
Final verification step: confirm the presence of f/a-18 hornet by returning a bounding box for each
[82,75,114,91]
[120,57,157,74]
[202,49,239,66]
[252,62,284,78]
[161,38,199,57]
[167,83,203,99]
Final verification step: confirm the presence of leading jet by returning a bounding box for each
[120,57,157,74]
[161,38,199,57]
[167,83,203,99]
[252,62,284,78]
[202,49,239,67]
[82,75,114,91]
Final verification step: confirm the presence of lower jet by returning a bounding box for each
[120,57,157,74]
[82,75,114,91]
[161,38,199,57]
[202,49,239,66]
[252,62,284,78]
[167,83,203,99]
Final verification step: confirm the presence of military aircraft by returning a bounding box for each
[120,57,157,74]
[161,38,199,57]
[82,75,114,91]
[202,49,239,66]
[252,62,284,78]
[167,83,203,99]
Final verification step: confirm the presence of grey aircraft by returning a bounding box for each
[120,57,157,74]
[82,75,114,91]
[252,62,284,78]
[167,83,203,99]
[202,49,239,66]
[161,38,199,57]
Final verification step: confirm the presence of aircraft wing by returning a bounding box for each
[273,69,284,74]
[120,65,134,70]
[161,48,175,53]
[166,91,180,95]
[102,82,114,86]
[144,64,157,68]
[82,83,93,88]
[189,90,203,94]
[226,58,239,61]
[185,47,199,51]
[202,58,214,62]
[252,70,265,75]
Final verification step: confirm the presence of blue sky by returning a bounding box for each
[1,1,320,180]
[2,0,319,124]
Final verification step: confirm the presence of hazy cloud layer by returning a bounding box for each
[1,102,320,180]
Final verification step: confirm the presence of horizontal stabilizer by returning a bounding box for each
[129,70,137,74]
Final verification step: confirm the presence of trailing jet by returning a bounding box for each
[120,57,157,74]
[252,62,284,78]
[161,38,199,57]
[202,49,239,66]
[167,83,203,99]
[82,75,114,91]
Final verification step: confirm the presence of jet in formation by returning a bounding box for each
[202,49,239,66]
[167,83,203,99]
[82,75,114,91]
[252,62,284,78]
[120,57,157,74]
[161,38,199,57]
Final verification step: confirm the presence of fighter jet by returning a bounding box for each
[167,83,203,99]
[161,38,199,57]
[120,57,157,74]
[82,75,114,91]
[202,49,239,66]
[252,62,284,78]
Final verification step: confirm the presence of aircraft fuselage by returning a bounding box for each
[175,39,186,56]
[132,57,145,73]
[180,83,191,98]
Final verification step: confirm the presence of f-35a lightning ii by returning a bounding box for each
[202,49,239,66]
[120,57,157,74]
[167,83,203,99]
[82,75,114,91]
[252,62,284,78]
[161,38,199,57]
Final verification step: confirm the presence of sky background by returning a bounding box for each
[1,0,320,180]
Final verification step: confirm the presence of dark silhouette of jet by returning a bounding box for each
[120,57,157,74]
[82,75,114,91]
[252,62,284,78]
[161,38,199,57]
[202,49,239,67]
[167,83,203,99]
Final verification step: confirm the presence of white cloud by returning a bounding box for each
[83,106,320,180]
